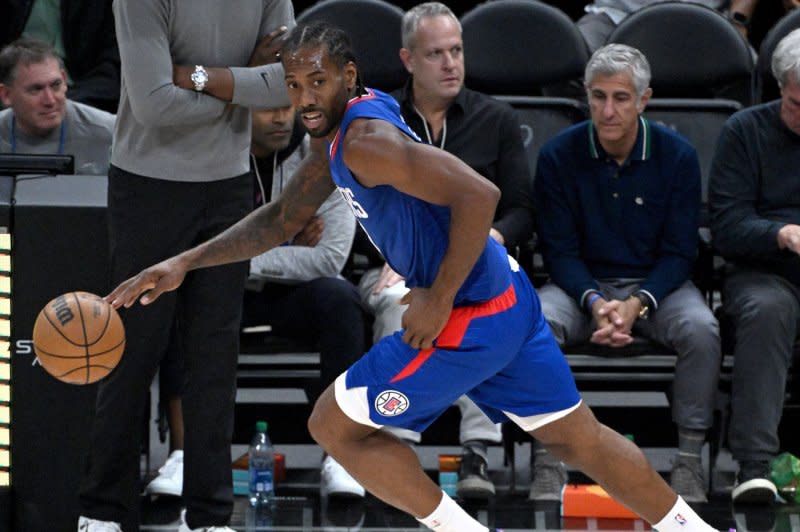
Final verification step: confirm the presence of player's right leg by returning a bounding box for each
[308,381,489,532]
[308,383,442,517]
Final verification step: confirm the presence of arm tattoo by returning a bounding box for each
[188,155,335,270]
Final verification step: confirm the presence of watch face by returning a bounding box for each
[191,69,209,85]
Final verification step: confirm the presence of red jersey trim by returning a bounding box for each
[389,283,518,383]
[329,88,379,159]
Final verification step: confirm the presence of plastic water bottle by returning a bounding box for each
[246,502,274,528]
[248,420,275,506]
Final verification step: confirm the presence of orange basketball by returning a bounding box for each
[32,291,125,385]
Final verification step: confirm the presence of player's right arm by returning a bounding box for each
[106,138,335,308]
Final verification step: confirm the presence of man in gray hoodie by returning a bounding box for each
[77,1,295,530]
[245,104,368,500]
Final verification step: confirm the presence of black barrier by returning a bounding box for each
[10,175,109,532]
[0,488,10,532]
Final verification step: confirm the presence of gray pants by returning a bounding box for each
[722,269,800,462]
[359,266,502,444]
[538,280,721,430]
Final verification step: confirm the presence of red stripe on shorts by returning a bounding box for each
[389,283,517,383]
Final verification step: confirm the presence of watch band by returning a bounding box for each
[632,291,651,319]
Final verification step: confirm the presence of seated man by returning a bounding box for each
[145,105,370,501]
[577,0,762,52]
[533,43,721,503]
[0,37,114,174]
[709,28,800,505]
[0,0,120,112]
[358,1,534,499]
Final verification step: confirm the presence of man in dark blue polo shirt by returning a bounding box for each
[533,43,721,503]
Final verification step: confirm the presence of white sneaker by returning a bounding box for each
[145,449,183,496]
[178,509,238,531]
[78,516,122,532]
[320,455,365,498]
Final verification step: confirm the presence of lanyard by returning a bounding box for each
[413,105,447,149]
[10,115,66,154]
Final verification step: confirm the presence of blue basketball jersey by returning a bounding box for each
[328,88,511,305]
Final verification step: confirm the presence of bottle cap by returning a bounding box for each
[438,454,461,472]
[256,421,268,432]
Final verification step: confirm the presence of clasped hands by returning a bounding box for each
[589,296,642,347]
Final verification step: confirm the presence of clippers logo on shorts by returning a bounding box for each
[375,390,409,416]
[674,513,687,526]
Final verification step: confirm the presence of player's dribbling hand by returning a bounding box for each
[105,256,189,309]
[399,287,452,349]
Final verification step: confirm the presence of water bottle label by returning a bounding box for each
[249,467,274,494]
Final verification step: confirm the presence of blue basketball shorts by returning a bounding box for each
[335,266,582,433]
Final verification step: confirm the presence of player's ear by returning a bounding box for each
[344,61,357,91]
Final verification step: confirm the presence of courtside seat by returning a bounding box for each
[606,2,755,106]
[460,0,589,96]
[493,95,587,189]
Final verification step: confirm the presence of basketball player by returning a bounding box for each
[107,22,720,532]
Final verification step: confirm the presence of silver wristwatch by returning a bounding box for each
[190,65,209,92]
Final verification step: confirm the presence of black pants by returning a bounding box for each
[79,166,252,527]
[243,277,370,403]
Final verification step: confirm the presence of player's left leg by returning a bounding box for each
[476,269,719,531]
[527,403,717,531]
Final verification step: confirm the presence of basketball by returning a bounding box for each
[32,291,126,385]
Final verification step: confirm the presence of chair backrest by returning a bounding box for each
[755,8,800,103]
[296,0,407,93]
[461,0,589,95]
[607,2,754,106]
[494,96,587,178]
[642,98,741,226]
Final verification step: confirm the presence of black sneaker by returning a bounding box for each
[732,460,777,504]
[456,448,495,499]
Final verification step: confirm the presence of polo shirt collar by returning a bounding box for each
[587,115,651,162]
